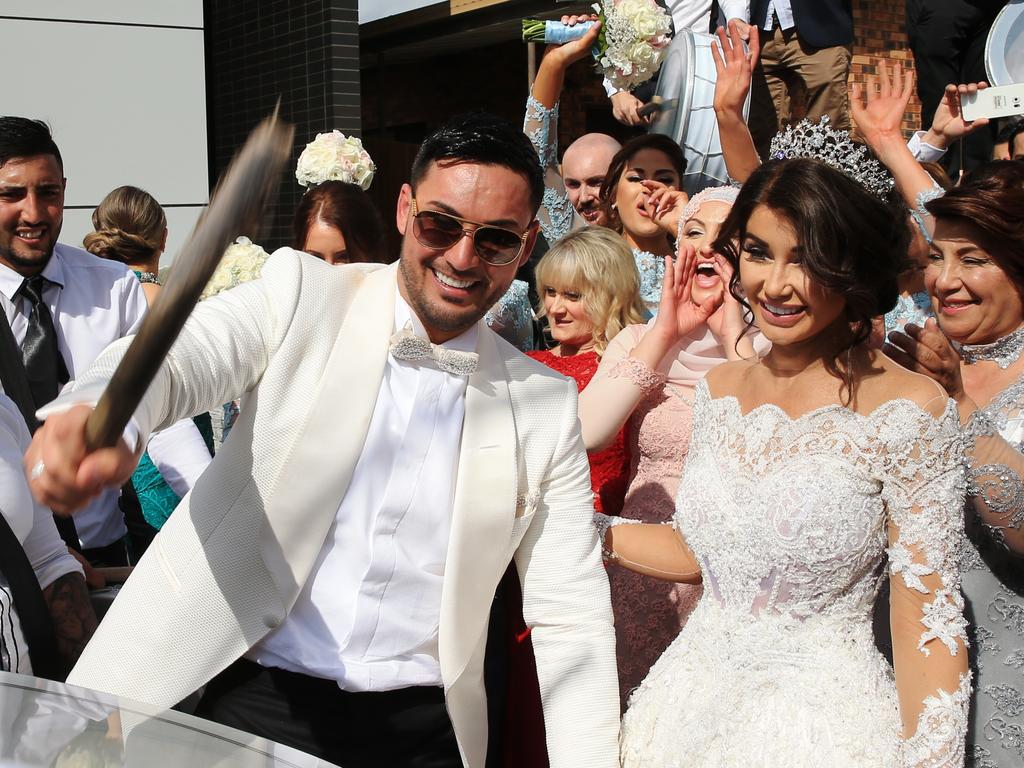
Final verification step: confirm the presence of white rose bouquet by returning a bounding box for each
[522,1,672,92]
[200,236,270,300]
[295,130,376,190]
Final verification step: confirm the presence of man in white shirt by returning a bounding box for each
[0,117,148,565]
[28,113,619,768]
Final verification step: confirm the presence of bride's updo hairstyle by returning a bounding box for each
[84,185,166,264]
[712,158,908,389]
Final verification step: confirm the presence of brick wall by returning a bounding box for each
[205,0,361,250]
[851,0,923,137]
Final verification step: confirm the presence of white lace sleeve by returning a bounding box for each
[882,399,971,768]
[523,96,584,245]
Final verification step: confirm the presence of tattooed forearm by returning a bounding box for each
[42,572,98,677]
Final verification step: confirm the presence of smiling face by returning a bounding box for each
[542,284,596,351]
[563,136,618,226]
[681,199,732,307]
[739,205,846,347]
[613,148,680,240]
[924,217,1024,344]
[0,154,66,276]
[396,160,537,343]
[303,219,350,264]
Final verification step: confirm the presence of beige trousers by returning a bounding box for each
[749,25,852,158]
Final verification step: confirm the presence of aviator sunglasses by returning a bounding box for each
[410,198,529,266]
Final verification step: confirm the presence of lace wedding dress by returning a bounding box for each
[620,380,972,767]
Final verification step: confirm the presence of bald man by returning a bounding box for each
[561,133,621,225]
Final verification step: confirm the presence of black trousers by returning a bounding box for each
[905,0,1003,174]
[195,659,463,768]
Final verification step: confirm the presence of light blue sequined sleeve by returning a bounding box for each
[524,96,584,245]
[910,182,945,243]
[485,279,535,352]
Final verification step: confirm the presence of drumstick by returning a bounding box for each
[84,110,294,451]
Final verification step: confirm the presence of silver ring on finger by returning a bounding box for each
[30,459,45,481]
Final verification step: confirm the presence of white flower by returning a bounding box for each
[599,0,671,92]
[295,130,376,190]
[201,235,270,300]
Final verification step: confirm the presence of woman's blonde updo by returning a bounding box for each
[534,227,648,355]
[83,185,167,265]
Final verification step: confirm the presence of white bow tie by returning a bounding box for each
[389,327,478,376]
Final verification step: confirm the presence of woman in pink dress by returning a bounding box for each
[579,187,767,707]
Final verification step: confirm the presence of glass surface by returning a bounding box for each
[0,670,339,767]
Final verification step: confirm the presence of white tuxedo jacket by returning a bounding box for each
[64,252,620,767]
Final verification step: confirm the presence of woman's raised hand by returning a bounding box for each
[705,254,743,337]
[652,244,723,345]
[547,14,602,67]
[850,58,915,150]
[711,20,760,121]
[641,180,689,236]
[924,81,991,150]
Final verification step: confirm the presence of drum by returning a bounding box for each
[649,29,749,196]
[985,0,1024,87]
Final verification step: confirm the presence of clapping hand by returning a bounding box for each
[923,82,990,150]
[711,20,760,120]
[641,180,689,236]
[651,244,724,346]
[883,318,967,401]
[850,58,915,150]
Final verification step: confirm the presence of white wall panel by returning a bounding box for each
[0,1,202,28]
[2,19,208,207]
[359,0,439,24]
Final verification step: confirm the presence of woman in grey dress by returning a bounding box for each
[886,161,1024,767]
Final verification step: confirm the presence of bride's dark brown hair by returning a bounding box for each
[712,158,909,400]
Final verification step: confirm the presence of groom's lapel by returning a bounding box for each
[439,327,517,684]
[262,263,397,593]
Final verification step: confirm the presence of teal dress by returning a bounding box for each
[130,270,214,530]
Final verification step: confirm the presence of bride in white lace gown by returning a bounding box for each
[597,159,972,767]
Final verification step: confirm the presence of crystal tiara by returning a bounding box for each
[768,116,896,200]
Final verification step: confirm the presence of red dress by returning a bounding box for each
[499,349,630,767]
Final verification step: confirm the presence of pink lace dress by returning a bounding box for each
[609,367,703,708]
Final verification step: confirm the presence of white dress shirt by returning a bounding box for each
[0,243,148,549]
[907,130,948,163]
[253,289,478,691]
[0,394,84,674]
[763,0,795,30]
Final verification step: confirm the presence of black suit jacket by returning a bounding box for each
[751,0,853,49]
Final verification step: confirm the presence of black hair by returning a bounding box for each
[712,158,909,401]
[410,111,544,214]
[598,133,687,232]
[0,116,63,170]
[997,117,1024,144]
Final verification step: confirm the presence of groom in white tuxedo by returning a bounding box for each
[24,113,619,768]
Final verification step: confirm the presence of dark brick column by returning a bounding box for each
[205,0,361,250]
